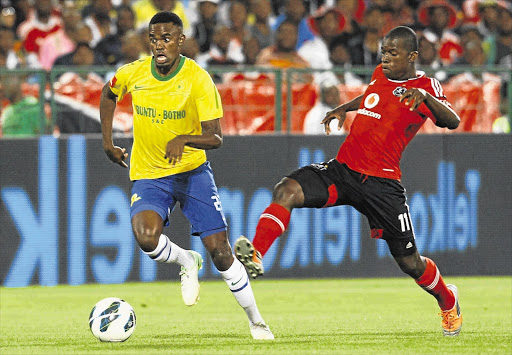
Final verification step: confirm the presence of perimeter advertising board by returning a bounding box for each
[1,135,511,286]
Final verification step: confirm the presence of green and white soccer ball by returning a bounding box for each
[88,297,136,342]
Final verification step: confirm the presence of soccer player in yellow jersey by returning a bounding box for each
[99,11,273,340]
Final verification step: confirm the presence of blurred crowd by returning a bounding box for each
[0,0,511,135]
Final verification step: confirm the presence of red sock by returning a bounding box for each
[252,203,291,256]
[415,257,455,311]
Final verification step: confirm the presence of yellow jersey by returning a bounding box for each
[109,55,223,180]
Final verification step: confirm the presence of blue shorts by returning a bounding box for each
[130,162,227,239]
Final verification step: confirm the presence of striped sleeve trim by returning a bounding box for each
[430,77,445,98]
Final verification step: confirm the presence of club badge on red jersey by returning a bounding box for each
[393,86,407,97]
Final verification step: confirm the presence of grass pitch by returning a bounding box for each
[1,277,511,354]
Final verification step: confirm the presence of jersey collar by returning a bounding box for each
[387,70,426,83]
[151,55,185,81]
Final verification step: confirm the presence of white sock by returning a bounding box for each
[219,258,264,324]
[143,234,195,268]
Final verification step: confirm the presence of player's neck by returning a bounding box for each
[154,55,180,76]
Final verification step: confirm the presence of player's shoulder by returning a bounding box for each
[182,56,208,75]
[181,56,214,83]
[414,70,445,96]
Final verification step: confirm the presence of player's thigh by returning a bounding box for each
[130,178,176,229]
[288,159,353,208]
[287,162,338,208]
[179,162,227,238]
[362,177,417,257]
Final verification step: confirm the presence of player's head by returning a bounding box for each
[149,11,184,29]
[148,12,186,73]
[380,26,419,80]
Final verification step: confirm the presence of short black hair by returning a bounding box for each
[385,26,418,52]
[149,11,183,29]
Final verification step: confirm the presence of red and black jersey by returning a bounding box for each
[336,64,450,181]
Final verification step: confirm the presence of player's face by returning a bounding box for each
[380,37,417,80]
[149,22,185,72]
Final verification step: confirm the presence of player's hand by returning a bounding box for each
[104,146,128,168]
[399,88,427,111]
[164,136,185,166]
[321,107,346,135]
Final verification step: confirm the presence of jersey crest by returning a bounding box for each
[393,86,407,97]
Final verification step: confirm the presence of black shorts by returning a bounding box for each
[287,159,417,257]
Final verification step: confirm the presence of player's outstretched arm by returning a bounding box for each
[165,118,223,165]
[400,88,460,130]
[100,83,128,168]
[322,94,363,135]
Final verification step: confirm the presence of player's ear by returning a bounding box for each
[409,51,418,63]
[178,34,186,46]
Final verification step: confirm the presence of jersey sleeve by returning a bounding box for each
[108,64,130,101]
[193,67,223,122]
[417,77,451,123]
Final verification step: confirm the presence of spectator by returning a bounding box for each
[192,0,220,54]
[303,79,343,135]
[103,29,144,85]
[0,25,24,69]
[272,0,315,50]
[348,5,385,78]
[0,77,47,137]
[243,36,262,65]
[328,34,363,85]
[248,0,275,49]
[38,3,82,71]
[203,24,245,82]
[207,24,245,64]
[53,40,107,68]
[118,30,143,64]
[484,1,512,65]
[229,1,251,43]
[16,0,63,68]
[95,4,136,65]
[474,0,500,38]
[256,19,312,83]
[417,0,462,65]
[417,31,448,82]
[459,24,484,47]
[334,0,364,36]
[299,6,346,84]
[133,0,191,35]
[379,0,416,36]
[447,39,502,132]
[460,39,487,67]
[222,36,264,82]
[83,0,116,47]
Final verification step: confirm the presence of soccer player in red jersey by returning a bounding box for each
[235,26,463,336]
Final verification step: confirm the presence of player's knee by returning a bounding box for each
[132,225,160,252]
[209,247,234,271]
[395,256,424,279]
[273,178,302,206]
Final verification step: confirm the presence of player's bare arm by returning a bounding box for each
[164,118,223,165]
[99,83,128,168]
[400,88,460,129]
[322,94,364,135]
